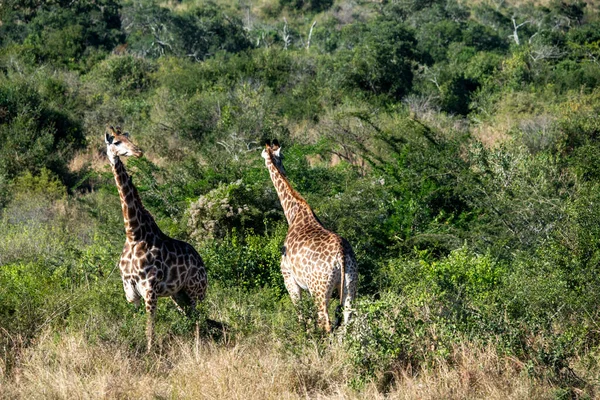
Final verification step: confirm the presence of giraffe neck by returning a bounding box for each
[111,157,162,242]
[265,155,316,226]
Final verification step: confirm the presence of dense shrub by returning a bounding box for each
[280,0,333,12]
[122,1,251,60]
[200,224,287,291]
[17,0,122,68]
[86,55,157,95]
[187,178,281,242]
[0,77,85,182]
[334,20,419,99]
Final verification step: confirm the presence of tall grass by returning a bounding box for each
[3,329,591,399]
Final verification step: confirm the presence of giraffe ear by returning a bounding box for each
[273,146,282,157]
[105,132,113,144]
[123,131,130,138]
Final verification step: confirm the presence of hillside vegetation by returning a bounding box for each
[2,0,600,398]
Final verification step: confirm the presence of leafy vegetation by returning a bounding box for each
[2,0,600,397]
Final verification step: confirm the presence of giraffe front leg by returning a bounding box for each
[144,291,157,352]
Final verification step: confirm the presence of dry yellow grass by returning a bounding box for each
[1,330,584,400]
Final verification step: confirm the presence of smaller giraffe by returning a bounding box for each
[262,141,358,332]
[105,126,208,350]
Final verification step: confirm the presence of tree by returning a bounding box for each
[0,79,85,182]
[19,0,123,68]
[337,20,419,99]
[279,0,333,13]
[122,1,251,61]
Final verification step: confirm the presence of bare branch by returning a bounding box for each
[283,18,291,50]
[306,20,317,52]
[510,16,531,46]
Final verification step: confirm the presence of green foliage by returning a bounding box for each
[186,178,281,242]
[0,262,65,341]
[279,0,333,12]
[201,224,287,292]
[420,246,503,302]
[86,55,157,95]
[16,0,122,68]
[11,168,67,200]
[0,76,85,182]
[2,0,600,395]
[335,20,418,99]
[346,292,455,386]
[123,1,251,60]
[364,117,474,255]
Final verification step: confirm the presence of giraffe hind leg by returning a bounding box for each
[284,273,310,328]
[316,295,332,333]
[342,273,357,326]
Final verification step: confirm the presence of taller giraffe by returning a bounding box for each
[262,141,358,332]
[105,126,207,350]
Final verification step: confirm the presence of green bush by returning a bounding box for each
[186,178,281,242]
[334,20,419,100]
[123,1,251,60]
[18,0,122,69]
[0,262,67,341]
[0,77,85,182]
[280,0,333,12]
[200,224,287,292]
[346,292,454,386]
[86,55,157,95]
[420,246,504,306]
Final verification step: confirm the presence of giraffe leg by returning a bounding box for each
[144,291,157,352]
[342,275,357,326]
[171,290,203,345]
[281,257,307,327]
[315,293,332,333]
[343,257,358,327]
[283,273,306,326]
[281,257,302,304]
[283,274,302,304]
[315,267,340,334]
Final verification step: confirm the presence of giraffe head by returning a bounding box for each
[261,139,286,176]
[105,126,143,165]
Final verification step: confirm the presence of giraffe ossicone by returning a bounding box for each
[262,140,358,333]
[105,126,208,350]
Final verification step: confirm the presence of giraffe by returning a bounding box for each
[261,141,358,333]
[104,126,208,350]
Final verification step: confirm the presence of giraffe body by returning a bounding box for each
[105,127,207,350]
[262,142,358,332]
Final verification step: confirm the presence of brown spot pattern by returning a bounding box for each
[107,132,208,350]
[263,144,358,333]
